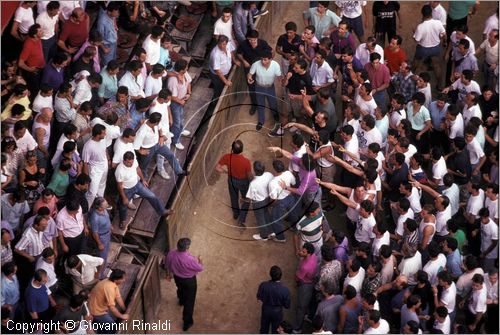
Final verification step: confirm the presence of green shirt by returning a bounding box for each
[303,8,341,39]
[406,103,431,131]
[47,171,70,197]
[448,1,476,20]
[455,229,466,254]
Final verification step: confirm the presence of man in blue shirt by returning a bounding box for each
[1,262,20,320]
[24,269,58,322]
[96,2,120,67]
[257,266,291,334]
[443,237,463,280]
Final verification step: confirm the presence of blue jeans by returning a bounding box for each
[373,90,388,112]
[255,85,279,125]
[228,177,250,223]
[101,43,117,67]
[171,102,185,144]
[42,36,56,64]
[271,195,300,240]
[93,313,116,334]
[118,181,165,221]
[137,143,183,179]
[253,198,271,238]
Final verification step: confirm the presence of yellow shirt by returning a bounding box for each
[88,279,122,316]
[1,96,33,121]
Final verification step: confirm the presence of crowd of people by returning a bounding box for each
[0,0,499,334]
[212,1,499,334]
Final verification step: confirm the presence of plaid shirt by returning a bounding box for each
[361,272,382,296]
[391,72,417,103]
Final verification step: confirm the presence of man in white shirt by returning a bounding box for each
[445,104,464,140]
[465,126,486,182]
[412,5,445,89]
[209,35,237,100]
[310,49,335,91]
[479,208,499,272]
[465,274,488,333]
[357,114,382,159]
[484,183,499,223]
[433,306,450,334]
[13,121,38,156]
[35,247,58,291]
[363,310,389,334]
[82,124,108,208]
[335,0,367,41]
[429,1,446,27]
[248,51,282,133]
[247,161,274,241]
[399,249,422,286]
[433,271,457,324]
[144,64,165,99]
[354,200,376,244]
[391,198,414,241]
[213,7,235,47]
[36,1,60,64]
[423,242,446,286]
[73,73,102,108]
[142,25,164,72]
[65,254,103,294]
[150,89,174,180]
[442,69,481,104]
[431,148,447,188]
[115,151,172,229]
[268,160,297,243]
[133,112,185,180]
[344,259,365,294]
[355,36,384,67]
[476,29,499,88]
[118,61,145,101]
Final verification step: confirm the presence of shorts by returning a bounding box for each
[415,44,442,59]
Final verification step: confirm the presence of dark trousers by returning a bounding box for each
[64,232,85,257]
[253,198,271,238]
[486,303,499,334]
[243,67,258,109]
[228,177,250,223]
[465,308,484,333]
[174,275,197,326]
[209,71,227,102]
[260,306,283,334]
[430,129,451,154]
[411,128,430,154]
[42,36,57,64]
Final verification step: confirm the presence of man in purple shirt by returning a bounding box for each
[330,21,357,62]
[41,53,69,93]
[294,242,318,333]
[163,238,204,331]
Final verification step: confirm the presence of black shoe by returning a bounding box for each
[256,123,263,131]
[233,213,239,220]
[249,107,256,115]
[177,170,190,177]
[238,220,246,228]
[268,124,284,137]
[183,323,193,331]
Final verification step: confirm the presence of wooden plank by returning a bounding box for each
[117,253,135,264]
[170,14,203,44]
[107,242,122,264]
[187,66,203,85]
[107,262,142,300]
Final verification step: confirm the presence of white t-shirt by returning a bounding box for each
[355,214,376,243]
[14,6,34,34]
[355,95,378,116]
[435,206,451,236]
[32,94,53,114]
[268,171,296,200]
[150,98,172,136]
[440,282,457,313]
[112,137,135,165]
[448,113,464,139]
[432,4,447,27]
[209,43,235,76]
[144,75,163,98]
[457,268,484,297]
[413,19,445,48]
[372,231,390,258]
[432,157,447,186]
[481,219,499,258]
[36,11,58,40]
[249,60,282,87]
[485,196,498,220]
[336,0,366,18]
[82,138,107,168]
[90,117,121,148]
[466,189,485,218]
[389,108,406,129]
[134,123,159,150]
[115,160,139,189]
[468,285,488,314]
[213,17,235,45]
[483,13,499,36]
[423,253,446,286]
[433,315,450,334]
[462,104,482,126]
[407,187,422,214]
[443,184,460,217]
[403,144,418,166]
[142,35,161,65]
[246,172,274,202]
[466,138,485,165]
[479,38,499,66]
[398,251,422,286]
[344,136,360,166]
[418,84,432,108]
[364,319,390,334]
[357,127,382,156]
[396,209,414,237]
[355,43,384,67]
[51,135,74,168]
[450,79,481,102]
[344,267,365,294]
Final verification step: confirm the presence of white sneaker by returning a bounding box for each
[175,142,185,150]
[127,201,137,210]
[181,130,191,136]
[158,169,171,180]
[252,234,268,241]
[133,194,140,199]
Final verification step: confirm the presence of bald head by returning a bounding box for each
[71,8,85,22]
[40,108,53,122]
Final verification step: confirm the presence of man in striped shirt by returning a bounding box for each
[294,202,323,257]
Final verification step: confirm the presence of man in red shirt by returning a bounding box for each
[215,140,252,226]
[384,35,407,76]
[57,7,89,55]
[364,52,391,112]
[19,23,45,95]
